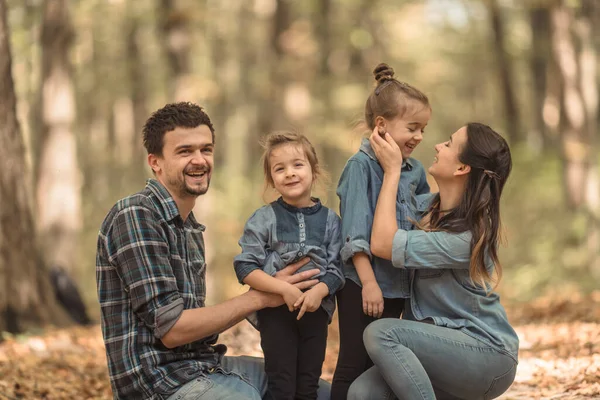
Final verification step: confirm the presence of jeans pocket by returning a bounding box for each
[418,270,444,279]
[484,363,517,399]
[170,376,214,399]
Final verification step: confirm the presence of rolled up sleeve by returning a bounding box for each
[391,230,472,270]
[320,211,345,294]
[337,160,373,263]
[106,207,183,339]
[233,208,274,283]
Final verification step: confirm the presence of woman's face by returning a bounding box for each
[428,126,468,180]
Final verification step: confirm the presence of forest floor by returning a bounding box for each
[0,292,599,399]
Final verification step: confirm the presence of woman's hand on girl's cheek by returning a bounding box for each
[369,128,403,173]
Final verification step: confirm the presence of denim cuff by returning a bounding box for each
[320,273,344,294]
[340,238,371,264]
[235,262,261,284]
[154,297,184,339]
[391,230,408,269]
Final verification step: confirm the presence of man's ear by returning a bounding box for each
[454,164,471,176]
[148,154,161,174]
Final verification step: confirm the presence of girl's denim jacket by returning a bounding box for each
[233,198,345,323]
[336,138,430,298]
[398,194,519,361]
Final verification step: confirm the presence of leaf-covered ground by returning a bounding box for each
[1,292,599,399]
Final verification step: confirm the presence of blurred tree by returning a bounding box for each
[550,0,600,271]
[36,0,82,276]
[487,0,521,144]
[126,0,149,183]
[0,0,62,332]
[256,0,292,145]
[528,2,553,151]
[157,0,193,101]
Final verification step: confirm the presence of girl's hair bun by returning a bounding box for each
[373,63,395,85]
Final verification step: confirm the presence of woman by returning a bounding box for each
[348,123,519,399]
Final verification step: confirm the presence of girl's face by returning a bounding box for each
[269,144,314,207]
[429,126,468,180]
[379,105,431,160]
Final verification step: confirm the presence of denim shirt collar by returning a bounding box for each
[146,179,203,229]
[359,138,413,170]
[276,196,322,215]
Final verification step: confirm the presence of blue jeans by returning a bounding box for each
[348,319,517,400]
[167,356,331,400]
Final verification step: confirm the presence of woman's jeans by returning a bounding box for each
[348,319,517,400]
[167,356,331,400]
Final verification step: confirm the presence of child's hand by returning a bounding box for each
[282,285,304,312]
[294,283,328,320]
[362,280,384,318]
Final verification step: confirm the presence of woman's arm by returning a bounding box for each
[369,131,403,260]
[368,132,472,270]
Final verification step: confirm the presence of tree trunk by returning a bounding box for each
[578,0,600,272]
[36,0,82,276]
[529,5,552,151]
[551,0,600,273]
[126,0,149,183]
[487,0,520,144]
[551,1,590,210]
[0,0,62,333]
[158,0,192,101]
[255,0,292,146]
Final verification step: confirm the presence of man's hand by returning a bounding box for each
[255,258,320,309]
[274,257,319,290]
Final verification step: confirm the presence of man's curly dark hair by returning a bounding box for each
[143,102,215,156]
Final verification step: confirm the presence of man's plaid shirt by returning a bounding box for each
[96,179,226,399]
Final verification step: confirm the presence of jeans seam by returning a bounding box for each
[383,328,429,400]
[388,325,495,353]
[214,367,261,395]
[484,363,516,398]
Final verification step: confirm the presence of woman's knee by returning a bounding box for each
[363,318,405,356]
[347,367,392,400]
[347,376,377,400]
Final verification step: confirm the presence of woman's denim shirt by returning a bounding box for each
[393,195,519,361]
[233,198,345,323]
[336,138,430,298]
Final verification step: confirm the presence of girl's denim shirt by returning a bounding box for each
[395,194,519,361]
[233,197,345,323]
[336,138,430,298]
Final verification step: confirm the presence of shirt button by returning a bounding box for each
[401,199,406,204]
[300,243,305,247]
[299,223,305,228]
[298,252,303,257]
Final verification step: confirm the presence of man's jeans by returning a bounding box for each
[167,356,331,400]
[347,319,517,400]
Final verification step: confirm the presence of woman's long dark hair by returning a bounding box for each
[419,123,512,290]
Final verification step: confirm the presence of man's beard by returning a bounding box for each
[168,167,211,198]
[184,178,210,196]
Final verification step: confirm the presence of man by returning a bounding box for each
[96,102,330,399]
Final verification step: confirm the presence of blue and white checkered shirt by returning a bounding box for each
[96,179,225,399]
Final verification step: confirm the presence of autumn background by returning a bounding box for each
[0,0,599,398]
